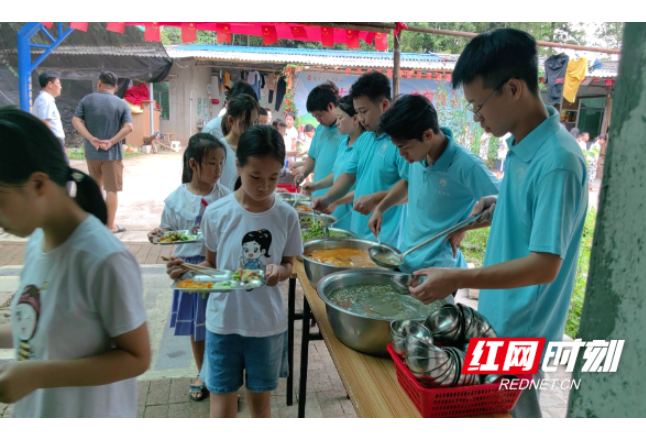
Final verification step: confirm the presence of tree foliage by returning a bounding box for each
[594,22,623,49]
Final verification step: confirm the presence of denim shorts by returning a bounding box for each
[203,330,288,394]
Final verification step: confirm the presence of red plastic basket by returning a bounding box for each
[387,344,529,418]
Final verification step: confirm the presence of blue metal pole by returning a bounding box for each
[17,22,74,111]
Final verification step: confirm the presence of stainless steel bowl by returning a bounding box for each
[300,226,357,244]
[303,238,398,287]
[277,192,311,204]
[298,212,337,229]
[316,269,444,357]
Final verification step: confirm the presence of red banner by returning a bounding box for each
[106,22,125,34]
[426,72,432,79]
[345,29,360,49]
[216,23,231,44]
[445,73,452,82]
[290,26,307,40]
[70,22,89,32]
[320,26,334,47]
[375,33,388,51]
[262,25,278,45]
[416,71,422,79]
[406,70,413,79]
[144,22,161,42]
[41,22,53,28]
[363,32,376,45]
[182,23,197,43]
[387,69,392,78]
[345,68,351,75]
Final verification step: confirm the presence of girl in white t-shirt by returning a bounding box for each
[149,133,230,402]
[219,94,260,191]
[0,109,150,417]
[167,125,303,418]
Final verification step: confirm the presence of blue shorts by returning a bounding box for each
[203,331,288,394]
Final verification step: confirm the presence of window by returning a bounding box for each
[153,81,169,120]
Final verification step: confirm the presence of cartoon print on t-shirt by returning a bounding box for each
[15,285,41,361]
[240,230,272,271]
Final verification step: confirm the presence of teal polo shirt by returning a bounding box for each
[308,123,344,199]
[330,136,355,230]
[344,131,409,247]
[478,106,588,344]
[401,127,500,274]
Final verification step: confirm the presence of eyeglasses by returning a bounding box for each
[466,80,508,118]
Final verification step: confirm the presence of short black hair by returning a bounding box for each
[237,125,286,168]
[452,28,539,95]
[99,71,118,87]
[349,71,391,103]
[285,111,296,121]
[38,70,59,88]
[272,119,287,128]
[225,80,258,102]
[306,81,340,112]
[304,124,315,133]
[221,94,259,136]
[258,107,268,116]
[380,94,440,142]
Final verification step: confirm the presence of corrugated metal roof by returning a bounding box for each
[0,45,166,58]
[165,45,458,70]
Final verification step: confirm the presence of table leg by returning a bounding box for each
[286,277,296,406]
[298,297,311,418]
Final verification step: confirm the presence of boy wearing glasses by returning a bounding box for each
[367,95,499,295]
[405,29,588,418]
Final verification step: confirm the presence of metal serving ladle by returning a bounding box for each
[368,213,484,269]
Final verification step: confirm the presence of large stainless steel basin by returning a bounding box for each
[302,238,397,287]
[317,269,446,357]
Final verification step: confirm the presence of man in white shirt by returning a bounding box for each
[32,70,67,163]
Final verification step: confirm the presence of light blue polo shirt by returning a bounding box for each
[330,136,355,230]
[344,131,409,247]
[478,106,588,345]
[308,123,344,199]
[401,127,500,274]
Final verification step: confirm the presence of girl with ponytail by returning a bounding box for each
[0,108,150,417]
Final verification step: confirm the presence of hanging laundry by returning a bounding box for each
[267,73,278,105]
[246,70,262,100]
[544,53,570,105]
[563,57,587,103]
[275,77,287,112]
[590,59,603,72]
[224,71,231,90]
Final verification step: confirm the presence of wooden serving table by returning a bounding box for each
[287,260,511,418]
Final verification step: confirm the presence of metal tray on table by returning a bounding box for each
[172,269,267,292]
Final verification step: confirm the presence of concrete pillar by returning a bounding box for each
[567,23,646,418]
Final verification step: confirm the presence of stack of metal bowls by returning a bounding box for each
[391,319,480,388]
[424,304,497,345]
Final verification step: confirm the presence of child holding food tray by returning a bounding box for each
[149,133,230,401]
[167,125,302,418]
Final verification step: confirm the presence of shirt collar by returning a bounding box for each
[508,106,560,163]
[428,127,456,172]
[39,90,54,101]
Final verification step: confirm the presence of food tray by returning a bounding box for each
[172,269,266,292]
[153,230,202,245]
[387,344,529,418]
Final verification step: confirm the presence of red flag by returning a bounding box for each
[321,26,334,47]
[375,33,388,51]
[406,70,413,79]
[356,68,362,74]
[70,22,89,32]
[387,69,392,78]
[345,68,351,75]
[363,32,376,45]
[605,79,613,86]
[182,23,197,43]
[262,25,278,45]
[426,72,432,79]
[106,22,125,34]
[41,22,53,28]
[437,73,443,81]
[290,26,307,40]
[216,23,232,44]
[377,69,382,73]
[346,29,360,49]
[144,22,161,42]
[445,74,452,82]
[416,71,422,79]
